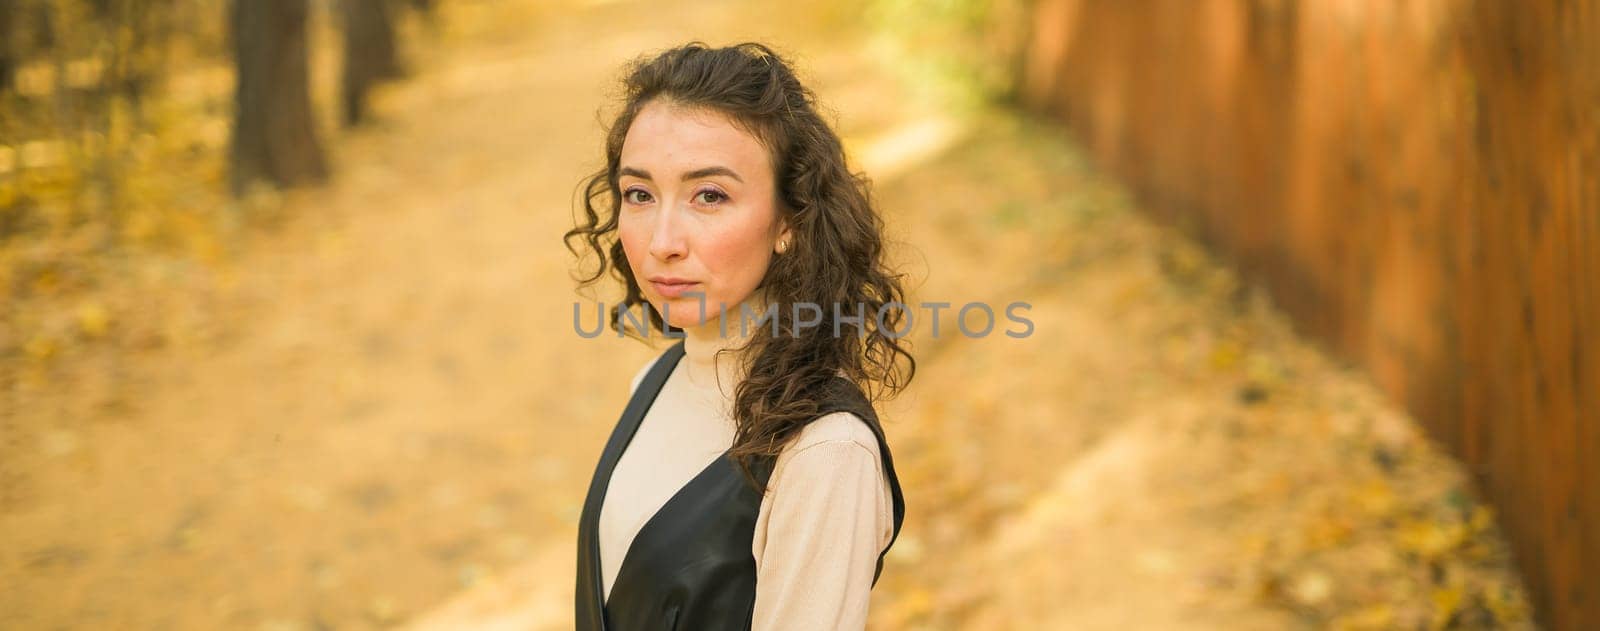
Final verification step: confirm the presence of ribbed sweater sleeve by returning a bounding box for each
[751,413,893,630]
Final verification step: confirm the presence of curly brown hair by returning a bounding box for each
[563,41,915,493]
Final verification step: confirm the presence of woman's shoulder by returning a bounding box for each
[779,410,882,462]
[626,351,665,395]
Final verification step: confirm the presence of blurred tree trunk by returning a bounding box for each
[0,5,13,94]
[340,0,402,127]
[228,0,326,195]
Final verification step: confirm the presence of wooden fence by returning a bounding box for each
[1017,1,1598,628]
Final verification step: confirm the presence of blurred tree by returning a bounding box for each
[228,0,327,194]
[339,0,403,127]
[0,5,13,93]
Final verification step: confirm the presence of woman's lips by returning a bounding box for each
[650,280,700,298]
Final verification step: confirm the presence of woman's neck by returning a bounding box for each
[678,288,769,406]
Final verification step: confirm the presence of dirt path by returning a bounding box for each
[2,1,1533,630]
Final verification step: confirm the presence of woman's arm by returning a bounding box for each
[752,414,893,630]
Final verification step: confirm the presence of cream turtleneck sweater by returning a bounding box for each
[596,293,895,630]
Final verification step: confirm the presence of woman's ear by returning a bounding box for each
[774,220,794,254]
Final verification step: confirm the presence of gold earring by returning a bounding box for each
[778,240,788,253]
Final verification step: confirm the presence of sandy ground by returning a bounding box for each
[1,1,1534,630]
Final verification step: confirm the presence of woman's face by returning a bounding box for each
[617,99,791,330]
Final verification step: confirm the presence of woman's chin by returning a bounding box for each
[663,314,711,331]
[653,298,715,328]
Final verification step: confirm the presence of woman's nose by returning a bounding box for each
[647,199,688,261]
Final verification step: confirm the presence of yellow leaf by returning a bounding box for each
[1353,479,1397,517]
[1289,570,1334,606]
[1468,505,1495,532]
[24,336,57,360]
[1333,604,1395,631]
[1304,515,1353,549]
[1430,586,1463,630]
[1398,518,1466,560]
[77,302,111,337]
[1210,340,1241,370]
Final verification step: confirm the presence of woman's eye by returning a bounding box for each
[623,188,652,204]
[696,189,727,205]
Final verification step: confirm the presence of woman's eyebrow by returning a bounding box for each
[619,166,743,183]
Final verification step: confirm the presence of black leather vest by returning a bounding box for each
[575,339,906,630]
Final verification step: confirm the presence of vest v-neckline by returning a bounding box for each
[603,444,733,606]
[596,340,739,608]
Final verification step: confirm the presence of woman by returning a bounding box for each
[565,41,915,630]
